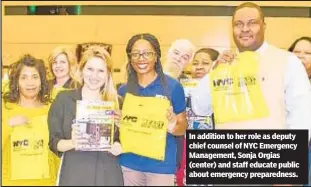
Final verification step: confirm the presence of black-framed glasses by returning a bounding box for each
[129,51,156,60]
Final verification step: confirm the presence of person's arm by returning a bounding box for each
[56,139,75,153]
[169,82,187,136]
[48,93,74,157]
[108,89,124,156]
[174,112,187,136]
[213,50,236,69]
[284,55,311,139]
[2,102,31,149]
[168,109,187,136]
[113,96,124,143]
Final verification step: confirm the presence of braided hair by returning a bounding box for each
[125,33,170,101]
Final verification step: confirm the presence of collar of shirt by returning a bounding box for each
[236,41,269,56]
[137,74,161,90]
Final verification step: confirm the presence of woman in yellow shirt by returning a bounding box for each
[47,46,78,99]
[2,54,59,186]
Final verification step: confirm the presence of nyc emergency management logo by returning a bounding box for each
[121,115,138,126]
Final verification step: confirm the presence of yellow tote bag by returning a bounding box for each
[120,93,170,161]
[180,78,199,97]
[210,51,269,124]
[10,116,50,180]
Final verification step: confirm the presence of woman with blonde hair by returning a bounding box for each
[2,54,59,186]
[48,46,123,186]
[47,45,78,99]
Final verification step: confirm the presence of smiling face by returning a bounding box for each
[233,7,265,52]
[129,39,157,76]
[18,66,41,100]
[52,53,70,79]
[82,57,107,91]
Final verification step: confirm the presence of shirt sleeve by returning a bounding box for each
[48,93,65,157]
[117,85,126,97]
[284,54,311,139]
[190,74,213,116]
[171,82,186,114]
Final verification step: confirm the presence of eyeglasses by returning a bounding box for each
[129,51,156,60]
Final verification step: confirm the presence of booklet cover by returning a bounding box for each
[74,100,114,151]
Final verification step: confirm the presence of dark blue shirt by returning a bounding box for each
[118,75,186,174]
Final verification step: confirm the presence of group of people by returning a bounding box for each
[2,2,311,186]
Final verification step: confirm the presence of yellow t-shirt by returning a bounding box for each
[2,102,60,186]
[51,86,70,100]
